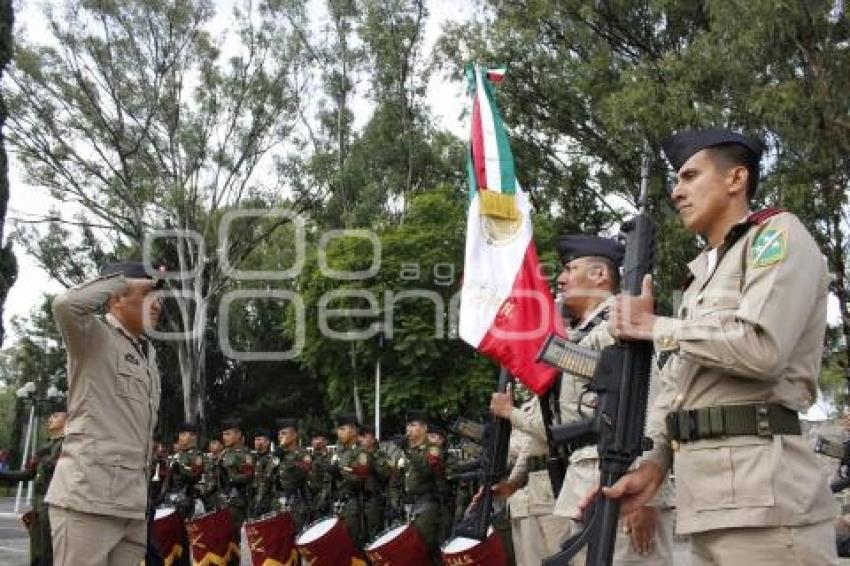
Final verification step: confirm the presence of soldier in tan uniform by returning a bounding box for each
[492,235,674,564]
[490,386,569,565]
[47,262,163,566]
[602,129,838,565]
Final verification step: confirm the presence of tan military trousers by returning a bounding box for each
[511,513,570,566]
[49,505,146,566]
[689,520,838,566]
[564,507,675,565]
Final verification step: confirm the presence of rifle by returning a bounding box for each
[537,179,656,565]
[452,367,513,540]
[814,436,850,493]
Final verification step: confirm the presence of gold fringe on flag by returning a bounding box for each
[479,190,520,220]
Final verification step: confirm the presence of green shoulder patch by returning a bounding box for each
[749,228,787,267]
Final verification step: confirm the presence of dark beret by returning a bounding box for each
[254,427,271,439]
[220,416,242,431]
[359,424,375,436]
[275,418,298,431]
[406,410,429,424]
[661,128,764,172]
[177,422,197,433]
[336,413,359,427]
[100,261,165,289]
[556,235,625,267]
[50,400,67,414]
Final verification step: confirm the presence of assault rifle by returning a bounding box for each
[453,368,513,540]
[536,178,656,565]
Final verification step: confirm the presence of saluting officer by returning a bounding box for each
[0,401,66,566]
[603,129,838,565]
[47,262,163,565]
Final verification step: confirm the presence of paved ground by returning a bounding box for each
[0,495,30,566]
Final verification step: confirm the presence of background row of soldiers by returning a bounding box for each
[147,410,485,560]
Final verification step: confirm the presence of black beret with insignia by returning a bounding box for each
[177,422,197,433]
[661,128,764,173]
[556,235,625,268]
[275,418,298,432]
[337,413,360,427]
[254,427,271,439]
[220,416,242,431]
[406,410,429,424]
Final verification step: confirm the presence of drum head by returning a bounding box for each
[366,525,407,550]
[297,517,338,544]
[442,526,495,553]
[154,507,176,520]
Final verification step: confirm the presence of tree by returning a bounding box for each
[0,0,17,346]
[5,0,311,421]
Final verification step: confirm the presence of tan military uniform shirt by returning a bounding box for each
[507,398,556,516]
[645,211,836,534]
[47,275,161,520]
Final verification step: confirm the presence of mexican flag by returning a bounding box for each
[458,64,562,395]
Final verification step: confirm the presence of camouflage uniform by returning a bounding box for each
[272,447,313,533]
[163,447,204,520]
[217,445,254,540]
[0,435,63,566]
[198,451,221,512]
[330,441,373,548]
[362,444,392,541]
[251,448,275,518]
[402,440,446,557]
[307,449,331,517]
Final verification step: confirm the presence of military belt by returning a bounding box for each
[527,455,548,473]
[666,403,800,444]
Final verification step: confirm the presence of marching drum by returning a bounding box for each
[185,508,239,565]
[365,524,429,565]
[295,516,358,565]
[152,507,186,565]
[244,512,298,566]
[441,527,508,566]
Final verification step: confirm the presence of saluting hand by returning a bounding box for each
[611,274,656,341]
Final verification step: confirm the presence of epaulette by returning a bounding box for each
[747,207,785,224]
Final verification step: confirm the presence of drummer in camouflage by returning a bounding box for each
[0,401,66,566]
[217,417,255,544]
[307,434,332,517]
[400,410,446,561]
[251,427,275,517]
[358,424,392,540]
[330,413,373,549]
[162,422,204,520]
[272,417,313,532]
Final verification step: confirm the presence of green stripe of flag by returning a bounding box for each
[481,73,516,194]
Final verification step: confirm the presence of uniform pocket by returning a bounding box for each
[676,437,775,512]
[117,353,147,403]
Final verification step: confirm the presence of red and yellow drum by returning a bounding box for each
[185,508,240,566]
[365,524,429,565]
[245,512,298,566]
[152,507,186,566]
[441,527,508,566]
[296,516,364,566]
